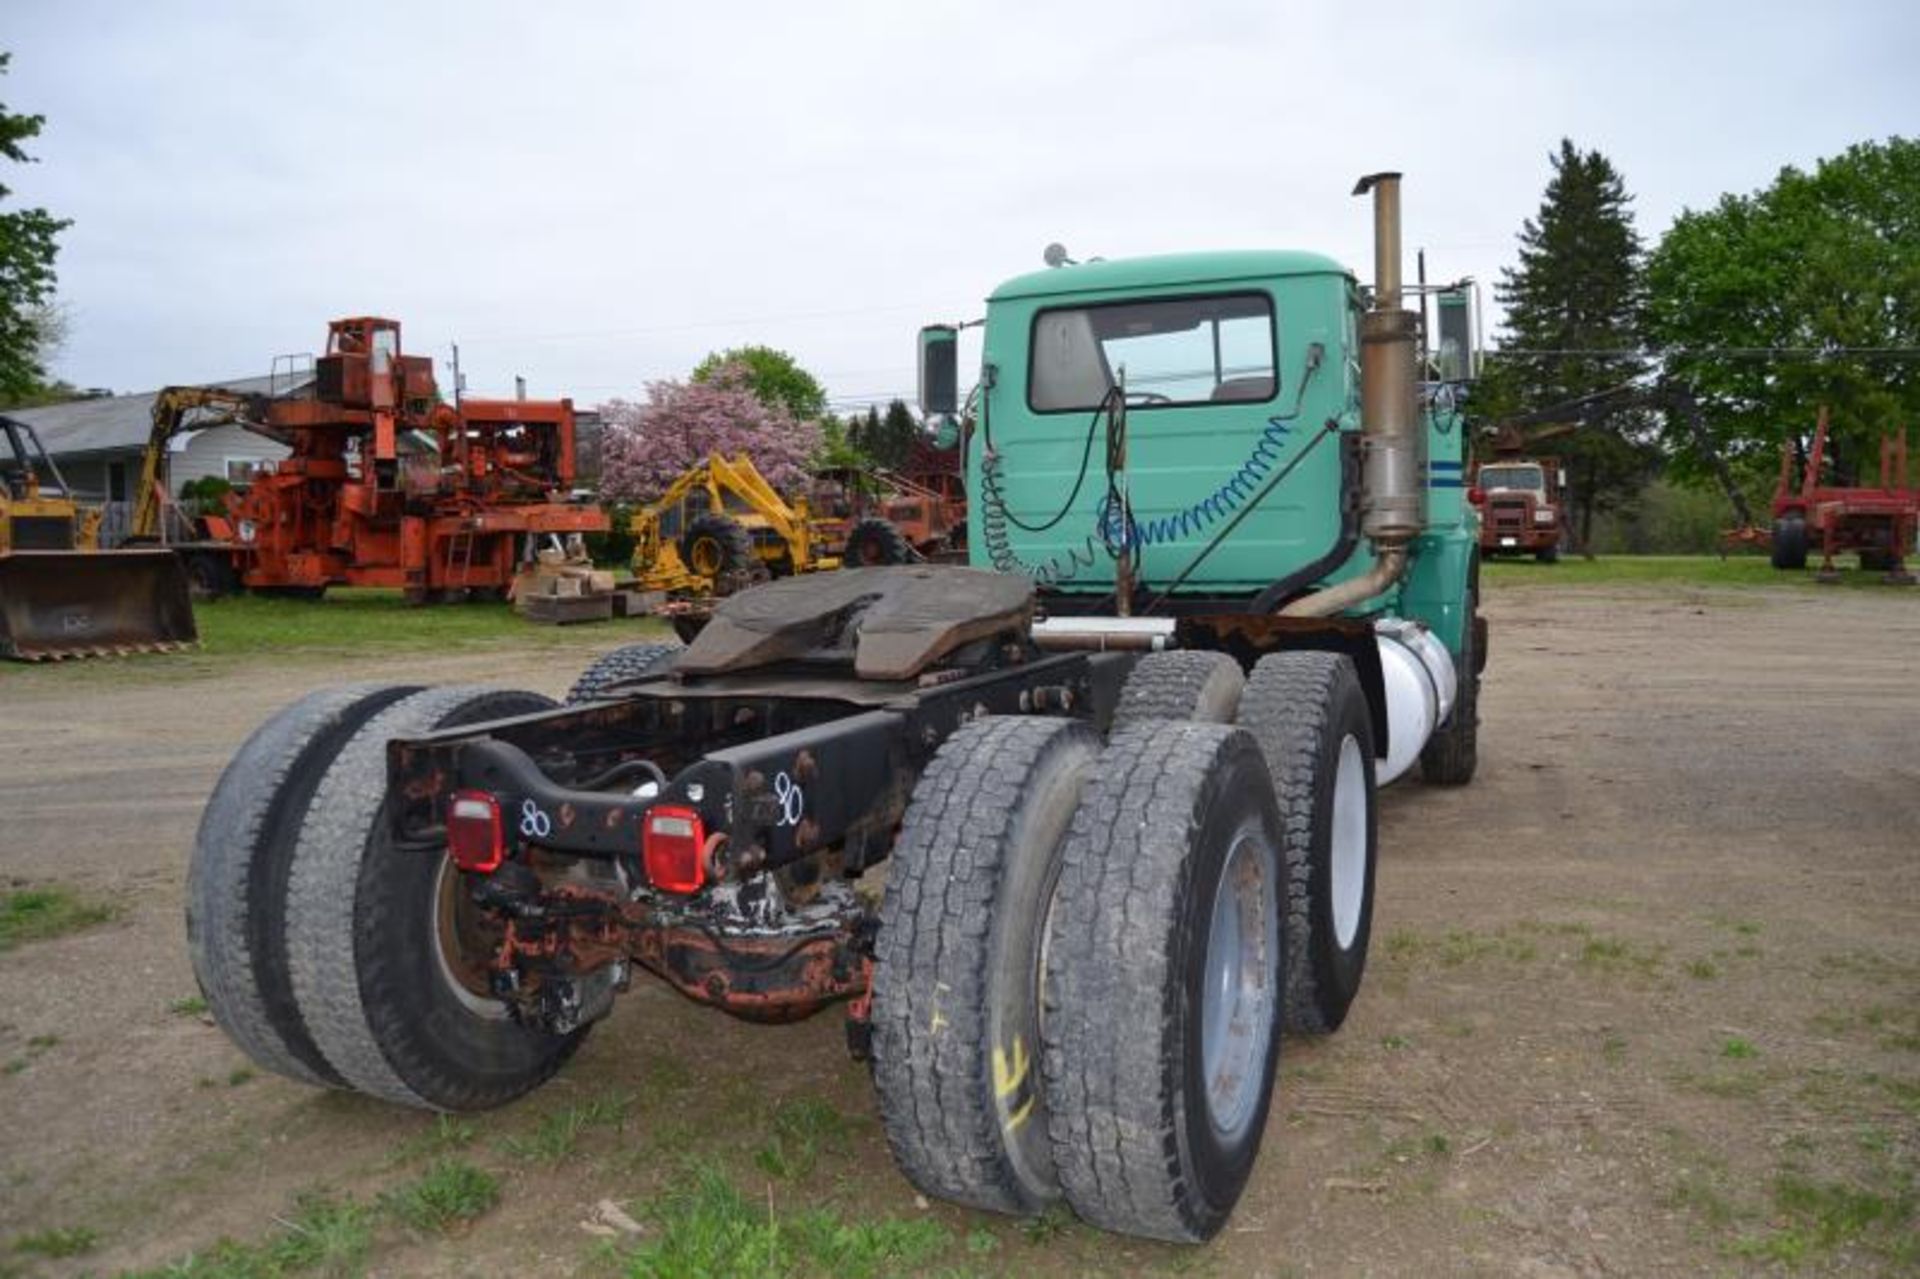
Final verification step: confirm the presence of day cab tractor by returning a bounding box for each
[189,173,1482,1244]
[0,414,197,660]
[132,318,605,602]
[1470,453,1568,562]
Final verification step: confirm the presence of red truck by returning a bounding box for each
[1469,456,1568,562]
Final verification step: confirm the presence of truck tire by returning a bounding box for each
[1771,516,1808,570]
[1422,564,1482,787]
[681,514,758,587]
[1041,722,1285,1243]
[1534,543,1559,564]
[1234,651,1377,1035]
[564,640,682,704]
[872,716,1100,1216]
[287,685,587,1110]
[187,683,422,1087]
[1110,650,1245,728]
[843,517,913,567]
[183,550,237,600]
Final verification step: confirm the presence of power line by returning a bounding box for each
[1493,346,1920,359]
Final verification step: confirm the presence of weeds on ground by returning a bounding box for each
[11,1225,98,1258]
[121,1193,373,1279]
[1720,1037,1758,1060]
[617,1163,951,1279]
[170,995,210,1016]
[0,888,115,951]
[499,1090,632,1163]
[1018,1204,1077,1246]
[380,1158,500,1232]
[1577,937,1665,976]
[1732,1168,1917,1265]
[754,1097,850,1180]
[389,1114,477,1164]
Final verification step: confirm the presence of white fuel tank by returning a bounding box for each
[1373,619,1458,785]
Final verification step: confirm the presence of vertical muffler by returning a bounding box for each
[1282,172,1423,616]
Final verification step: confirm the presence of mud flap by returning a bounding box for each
[0,550,198,660]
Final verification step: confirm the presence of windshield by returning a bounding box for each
[1479,464,1545,492]
[1029,292,1276,412]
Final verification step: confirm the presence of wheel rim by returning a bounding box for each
[1330,733,1367,950]
[689,536,723,575]
[431,858,508,1020]
[1201,826,1280,1141]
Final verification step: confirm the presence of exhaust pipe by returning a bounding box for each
[1284,172,1424,617]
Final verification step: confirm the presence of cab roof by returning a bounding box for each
[988,250,1351,303]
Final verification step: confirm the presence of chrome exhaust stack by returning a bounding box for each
[1283,172,1424,617]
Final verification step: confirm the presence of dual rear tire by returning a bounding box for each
[188,683,587,1110]
[874,648,1380,1241]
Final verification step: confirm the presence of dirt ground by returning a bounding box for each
[1,580,1915,1277]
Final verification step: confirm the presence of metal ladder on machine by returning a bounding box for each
[446,526,478,597]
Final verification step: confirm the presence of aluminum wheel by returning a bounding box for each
[1200,824,1280,1141]
[1330,733,1367,949]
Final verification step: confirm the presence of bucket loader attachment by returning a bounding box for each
[0,549,198,660]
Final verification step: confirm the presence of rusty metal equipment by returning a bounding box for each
[1770,405,1919,582]
[132,318,605,601]
[0,414,197,660]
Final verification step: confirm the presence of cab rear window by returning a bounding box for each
[1028,292,1277,412]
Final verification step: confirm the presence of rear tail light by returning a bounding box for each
[643,806,707,894]
[447,790,505,873]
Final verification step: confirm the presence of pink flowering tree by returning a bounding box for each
[597,361,823,501]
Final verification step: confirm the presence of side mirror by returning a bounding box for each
[1557,468,1569,488]
[932,415,961,451]
[917,325,959,418]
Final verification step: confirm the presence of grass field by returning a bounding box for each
[187,589,655,656]
[1483,553,1904,590]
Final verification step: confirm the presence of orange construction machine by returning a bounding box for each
[138,317,605,601]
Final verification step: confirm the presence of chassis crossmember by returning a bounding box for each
[387,651,1129,1032]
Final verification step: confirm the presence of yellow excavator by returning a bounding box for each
[0,414,197,660]
[631,453,845,595]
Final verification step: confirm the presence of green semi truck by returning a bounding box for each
[187,173,1482,1245]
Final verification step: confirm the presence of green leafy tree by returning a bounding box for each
[1490,139,1656,549]
[0,53,71,404]
[1644,137,1920,484]
[691,345,827,421]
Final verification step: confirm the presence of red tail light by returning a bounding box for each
[643,806,707,894]
[446,790,505,873]
[1467,485,1486,506]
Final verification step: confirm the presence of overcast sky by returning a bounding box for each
[7,1,1915,411]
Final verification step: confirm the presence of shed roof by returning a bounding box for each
[6,374,305,458]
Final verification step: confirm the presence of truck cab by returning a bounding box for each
[926,247,1477,663]
[1471,455,1567,562]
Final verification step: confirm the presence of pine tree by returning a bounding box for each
[1490,139,1654,548]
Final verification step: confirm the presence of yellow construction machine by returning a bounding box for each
[631,453,843,595]
[0,414,197,660]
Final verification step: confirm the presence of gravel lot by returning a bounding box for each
[1,579,1915,1276]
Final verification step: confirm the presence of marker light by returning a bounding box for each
[446,790,505,873]
[643,806,707,894]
